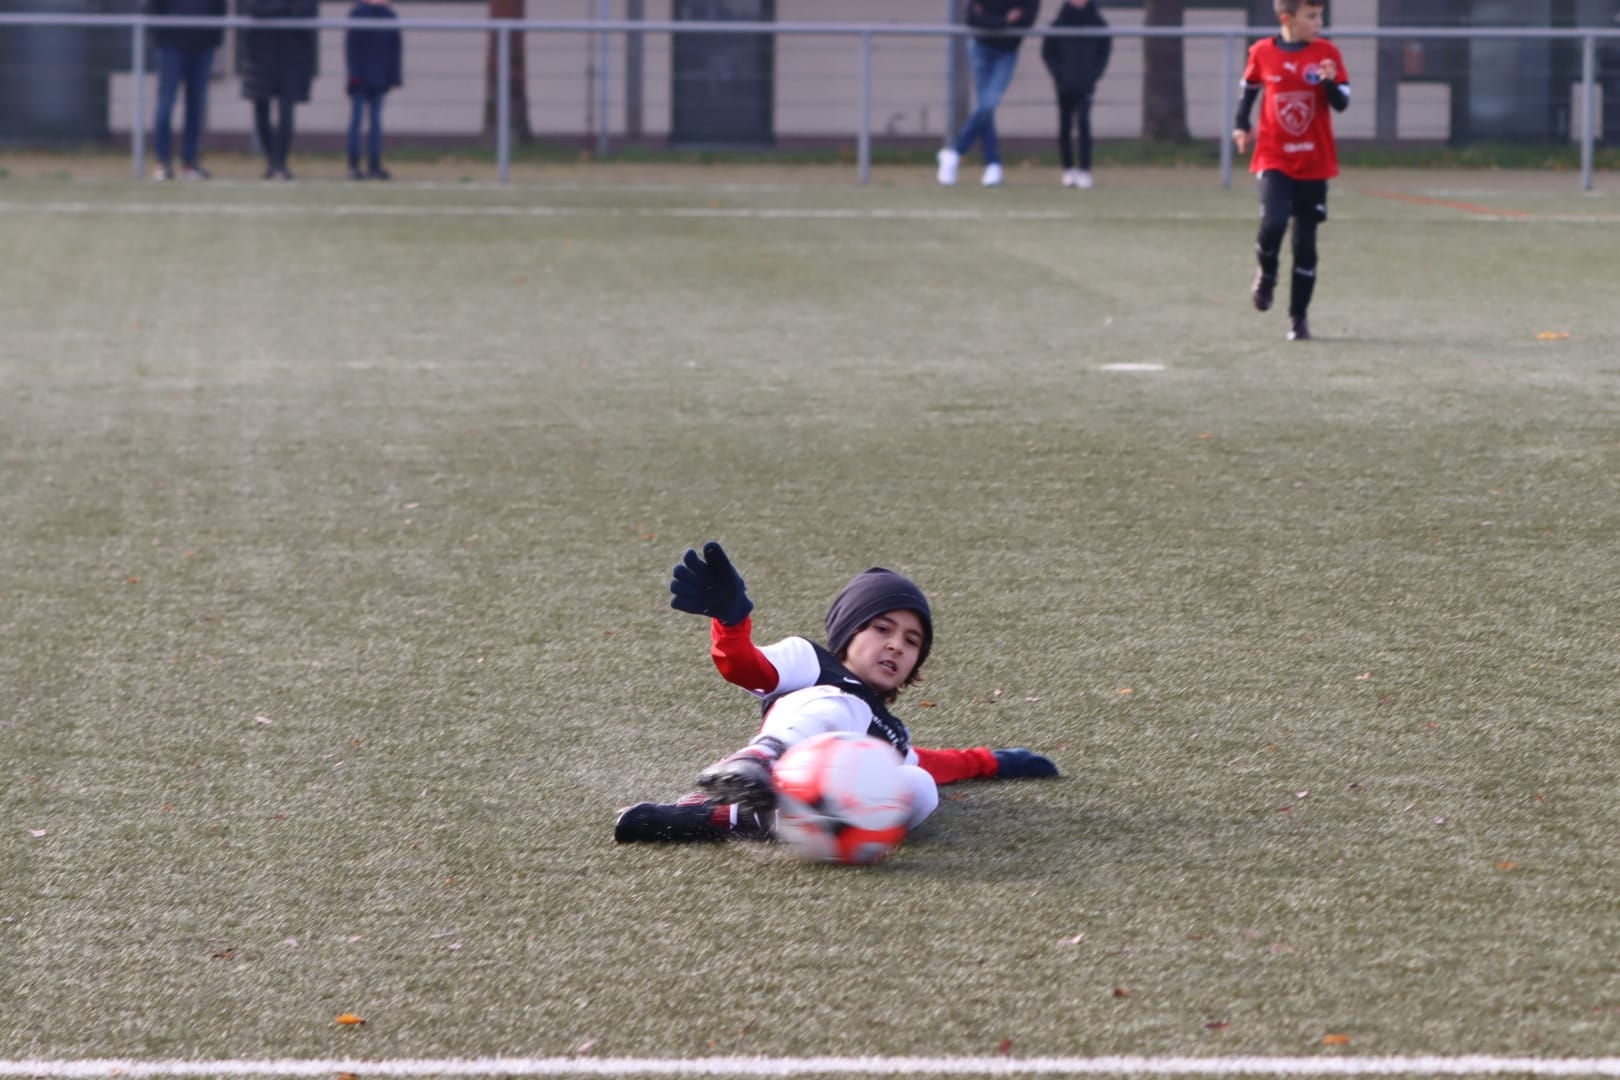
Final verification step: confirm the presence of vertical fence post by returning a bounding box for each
[1220,30,1236,188]
[858,30,873,185]
[497,22,512,184]
[945,0,965,143]
[1580,32,1595,193]
[597,0,612,158]
[131,15,147,179]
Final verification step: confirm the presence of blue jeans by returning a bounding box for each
[153,46,215,168]
[952,40,1020,165]
[348,91,387,170]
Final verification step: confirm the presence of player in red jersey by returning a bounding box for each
[1232,0,1349,341]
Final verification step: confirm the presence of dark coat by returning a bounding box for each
[345,2,403,94]
[1041,0,1111,95]
[241,0,319,103]
[144,0,226,52]
[966,0,1040,55]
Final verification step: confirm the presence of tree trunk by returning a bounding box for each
[1142,0,1189,141]
[484,0,534,141]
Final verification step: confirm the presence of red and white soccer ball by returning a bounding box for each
[772,731,914,865]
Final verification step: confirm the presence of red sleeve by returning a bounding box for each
[914,746,1000,785]
[709,616,780,695]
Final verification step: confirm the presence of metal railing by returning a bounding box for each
[1,12,1616,189]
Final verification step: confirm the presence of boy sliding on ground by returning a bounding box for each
[615,542,1060,844]
[1232,0,1350,342]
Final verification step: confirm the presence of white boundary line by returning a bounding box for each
[5,1058,1620,1078]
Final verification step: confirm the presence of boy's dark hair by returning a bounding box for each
[1274,0,1323,16]
[825,567,933,699]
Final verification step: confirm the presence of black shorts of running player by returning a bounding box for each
[1258,170,1328,230]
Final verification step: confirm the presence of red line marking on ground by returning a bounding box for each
[1363,189,1534,217]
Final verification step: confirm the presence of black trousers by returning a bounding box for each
[252,96,298,172]
[1255,170,1328,317]
[1056,89,1095,171]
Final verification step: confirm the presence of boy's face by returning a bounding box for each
[840,609,926,694]
[1281,3,1325,41]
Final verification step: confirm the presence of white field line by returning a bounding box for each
[0,200,1079,222]
[5,1057,1620,1078]
[3,197,1618,224]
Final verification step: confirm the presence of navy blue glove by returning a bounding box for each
[992,748,1059,779]
[669,541,753,627]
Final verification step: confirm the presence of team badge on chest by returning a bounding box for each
[1276,91,1316,137]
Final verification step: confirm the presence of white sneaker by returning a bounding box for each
[1061,169,1079,187]
[936,148,960,186]
[1075,170,1094,190]
[981,162,1004,187]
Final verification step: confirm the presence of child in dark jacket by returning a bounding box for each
[345,0,403,180]
[1041,0,1112,188]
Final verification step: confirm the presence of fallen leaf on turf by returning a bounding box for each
[1322,1033,1351,1045]
[335,1014,366,1026]
[996,1038,1013,1056]
[337,1073,359,1080]
[916,701,937,708]
[1115,688,1133,695]
[1536,331,1570,340]
[1113,987,1131,998]
[1206,1021,1230,1031]
[1496,861,1518,870]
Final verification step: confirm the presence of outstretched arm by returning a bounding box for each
[914,745,1060,784]
[709,616,781,695]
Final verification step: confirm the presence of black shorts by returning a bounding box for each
[1258,170,1329,224]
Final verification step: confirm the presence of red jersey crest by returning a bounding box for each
[1242,36,1347,180]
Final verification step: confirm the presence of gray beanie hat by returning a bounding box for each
[824,567,933,672]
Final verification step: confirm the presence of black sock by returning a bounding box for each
[1290,266,1316,318]
[1256,241,1280,283]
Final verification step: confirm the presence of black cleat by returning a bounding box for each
[697,750,778,812]
[615,800,724,843]
[1252,270,1276,312]
[1287,316,1311,341]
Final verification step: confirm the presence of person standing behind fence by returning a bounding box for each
[1040,0,1110,189]
[938,1,1040,188]
[242,0,318,181]
[345,0,402,181]
[145,0,226,181]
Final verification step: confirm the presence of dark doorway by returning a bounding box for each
[671,0,774,147]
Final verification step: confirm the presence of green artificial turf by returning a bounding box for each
[1,168,1617,1067]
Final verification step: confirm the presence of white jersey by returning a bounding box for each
[751,639,938,827]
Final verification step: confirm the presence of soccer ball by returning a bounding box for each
[772,731,914,865]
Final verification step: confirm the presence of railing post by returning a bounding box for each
[131,14,147,180]
[858,30,873,185]
[497,22,512,184]
[1220,30,1236,189]
[597,0,612,158]
[1580,32,1595,193]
